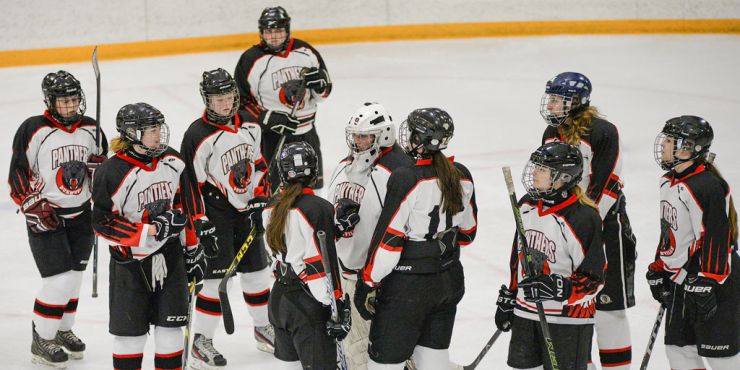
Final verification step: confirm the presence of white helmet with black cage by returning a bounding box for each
[345,102,395,166]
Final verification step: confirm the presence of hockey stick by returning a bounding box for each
[458,329,504,370]
[219,224,257,334]
[269,73,307,197]
[183,277,203,368]
[502,166,560,370]
[316,230,348,370]
[639,305,666,370]
[91,46,101,298]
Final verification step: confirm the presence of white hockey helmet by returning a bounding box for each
[345,102,395,158]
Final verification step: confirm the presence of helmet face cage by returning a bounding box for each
[540,92,574,127]
[278,142,318,187]
[654,116,713,171]
[654,132,699,171]
[116,103,170,158]
[540,72,591,127]
[42,71,87,125]
[345,127,381,156]
[201,87,239,124]
[258,7,291,52]
[344,102,395,156]
[521,160,578,200]
[398,119,417,155]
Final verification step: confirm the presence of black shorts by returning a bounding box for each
[262,127,324,189]
[202,188,270,280]
[268,280,336,368]
[109,240,188,336]
[597,194,637,310]
[507,315,594,370]
[663,254,740,358]
[28,208,95,278]
[368,261,465,364]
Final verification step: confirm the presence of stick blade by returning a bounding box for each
[218,277,235,334]
[92,46,100,78]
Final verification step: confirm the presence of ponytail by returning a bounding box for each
[572,186,598,211]
[431,151,464,215]
[704,161,739,243]
[559,106,602,145]
[266,182,303,254]
[110,136,130,153]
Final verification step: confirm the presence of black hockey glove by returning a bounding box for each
[646,261,671,305]
[334,198,360,236]
[194,218,219,258]
[519,274,572,303]
[495,285,516,332]
[303,67,330,93]
[683,275,718,322]
[245,196,268,233]
[21,192,60,233]
[326,294,352,341]
[152,210,188,242]
[354,275,378,321]
[185,244,207,286]
[258,110,299,136]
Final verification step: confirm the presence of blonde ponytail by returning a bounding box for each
[559,106,602,145]
[572,186,598,211]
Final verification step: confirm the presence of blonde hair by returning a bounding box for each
[110,136,130,153]
[265,182,303,254]
[559,106,602,145]
[572,186,598,210]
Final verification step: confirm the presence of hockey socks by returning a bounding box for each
[239,268,271,327]
[193,279,222,339]
[33,270,80,339]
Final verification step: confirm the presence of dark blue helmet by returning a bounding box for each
[540,72,592,127]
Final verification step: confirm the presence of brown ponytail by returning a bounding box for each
[571,186,598,211]
[110,136,130,153]
[266,182,303,254]
[704,162,739,243]
[431,151,464,215]
[559,106,602,145]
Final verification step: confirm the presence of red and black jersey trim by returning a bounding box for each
[154,350,183,370]
[96,212,143,246]
[33,299,65,320]
[195,294,222,316]
[303,255,326,282]
[243,289,270,307]
[563,301,596,319]
[567,271,602,304]
[599,346,632,368]
[379,227,405,252]
[113,353,144,370]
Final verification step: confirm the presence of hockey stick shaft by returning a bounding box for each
[183,278,202,368]
[502,166,560,370]
[463,329,503,370]
[91,46,101,298]
[316,230,348,370]
[219,224,257,334]
[639,305,666,370]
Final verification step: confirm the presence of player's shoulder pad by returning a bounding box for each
[683,167,730,203]
[238,45,269,65]
[542,125,559,144]
[453,161,474,182]
[294,192,334,224]
[17,115,49,137]
[589,117,618,139]
[518,193,535,207]
[238,110,261,130]
[94,154,134,189]
[378,145,414,170]
[160,147,185,162]
[387,165,420,195]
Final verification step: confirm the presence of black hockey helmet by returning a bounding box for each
[399,107,454,156]
[42,70,86,125]
[522,142,583,200]
[115,102,170,158]
[654,115,714,171]
[258,6,291,52]
[200,68,239,124]
[278,141,318,187]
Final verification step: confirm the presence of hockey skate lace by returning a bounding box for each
[198,337,223,359]
[57,330,82,346]
[256,325,275,342]
[38,336,65,355]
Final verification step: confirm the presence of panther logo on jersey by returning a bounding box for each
[659,201,678,256]
[55,160,86,195]
[229,159,252,194]
[137,182,174,214]
[278,79,307,110]
[333,181,365,238]
[524,229,557,264]
[141,199,170,223]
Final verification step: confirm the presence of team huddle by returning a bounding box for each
[9,5,739,370]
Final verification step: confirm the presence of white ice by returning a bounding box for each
[1,34,739,369]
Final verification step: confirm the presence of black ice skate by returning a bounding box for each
[190,333,227,369]
[31,323,68,368]
[254,324,275,353]
[55,330,85,359]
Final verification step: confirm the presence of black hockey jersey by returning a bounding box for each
[9,112,107,216]
[180,111,267,212]
[91,148,200,260]
[262,188,342,306]
[508,194,606,324]
[362,158,477,285]
[543,118,622,219]
[326,145,414,276]
[654,163,735,284]
[234,38,331,135]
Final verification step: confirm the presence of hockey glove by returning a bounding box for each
[86,154,107,177]
[495,285,516,332]
[519,274,572,303]
[646,261,671,305]
[303,67,330,93]
[185,244,207,286]
[334,198,360,236]
[683,275,718,322]
[259,110,299,136]
[245,196,268,233]
[326,294,352,341]
[194,218,219,258]
[151,253,168,291]
[354,276,378,321]
[21,192,60,233]
[152,210,188,242]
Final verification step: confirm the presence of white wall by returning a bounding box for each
[2,0,738,51]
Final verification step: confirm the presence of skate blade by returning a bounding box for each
[255,341,275,354]
[65,350,83,360]
[188,357,222,370]
[31,355,68,369]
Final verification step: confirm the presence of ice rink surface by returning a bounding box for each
[1,34,739,369]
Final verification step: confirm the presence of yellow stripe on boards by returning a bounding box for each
[1,19,739,68]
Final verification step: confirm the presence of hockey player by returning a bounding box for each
[646,116,739,369]
[234,6,332,190]
[9,70,107,368]
[540,72,636,369]
[495,142,607,370]
[180,68,275,367]
[92,103,211,370]
[355,108,477,370]
[325,102,413,369]
[263,141,351,369]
